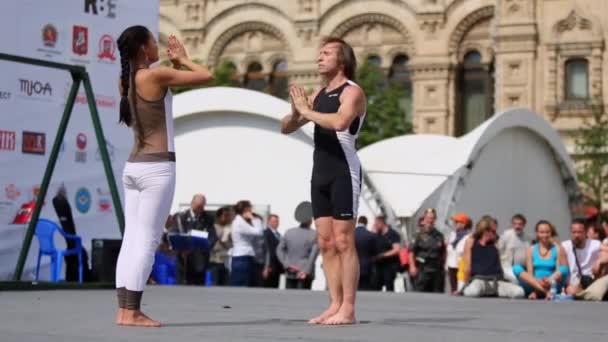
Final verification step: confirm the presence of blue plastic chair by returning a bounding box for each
[34,218,83,283]
[151,252,176,285]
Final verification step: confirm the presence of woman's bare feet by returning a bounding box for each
[115,308,125,325]
[323,305,356,326]
[528,292,538,300]
[308,303,341,325]
[120,309,161,327]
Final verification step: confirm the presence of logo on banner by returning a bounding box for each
[85,0,117,19]
[75,187,91,214]
[22,131,46,155]
[5,184,21,201]
[0,91,11,101]
[75,133,87,163]
[75,93,117,108]
[98,34,116,62]
[0,130,16,151]
[42,24,58,48]
[97,188,112,212]
[19,79,53,98]
[95,140,115,161]
[72,26,88,56]
[37,24,62,58]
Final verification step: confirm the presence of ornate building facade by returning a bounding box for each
[160,0,608,151]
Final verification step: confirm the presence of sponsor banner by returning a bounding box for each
[0,0,159,281]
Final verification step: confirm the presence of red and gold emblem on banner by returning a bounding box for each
[72,25,88,56]
[97,34,116,61]
[42,24,58,48]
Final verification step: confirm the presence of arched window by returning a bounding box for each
[456,50,494,136]
[565,58,589,100]
[366,54,382,67]
[269,59,288,99]
[244,62,266,92]
[464,50,482,64]
[388,54,412,122]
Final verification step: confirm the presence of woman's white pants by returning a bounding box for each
[115,161,175,291]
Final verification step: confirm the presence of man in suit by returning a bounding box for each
[354,216,377,290]
[277,202,319,290]
[263,214,284,288]
[172,194,218,285]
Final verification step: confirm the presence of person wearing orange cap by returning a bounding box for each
[446,212,472,294]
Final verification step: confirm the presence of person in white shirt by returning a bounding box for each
[574,238,608,301]
[446,212,472,294]
[498,214,531,283]
[562,219,601,295]
[230,200,264,287]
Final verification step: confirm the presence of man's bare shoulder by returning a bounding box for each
[343,83,365,98]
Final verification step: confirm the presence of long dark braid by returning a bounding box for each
[117,25,151,149]
[118,50,132,126]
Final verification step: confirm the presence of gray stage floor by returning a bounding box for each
[0,286,606,342]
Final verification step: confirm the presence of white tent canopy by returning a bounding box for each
[359,108,578,238]
[173,88,578,239]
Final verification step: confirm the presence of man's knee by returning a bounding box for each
[334,232,354,253]
[318,235,336,254]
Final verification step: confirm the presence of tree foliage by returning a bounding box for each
[574,102,608,221]
[356,61,413,149]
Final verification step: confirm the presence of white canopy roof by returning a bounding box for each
[172,89,578,237]
[359,108,577,236]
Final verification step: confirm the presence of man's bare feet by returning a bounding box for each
[120,309,161,327]
[308,303,341,325]
[323,305,356,326]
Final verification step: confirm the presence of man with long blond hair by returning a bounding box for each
[280,37,366,325]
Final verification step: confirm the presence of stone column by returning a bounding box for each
[493,0,538,112]
[409,59,451,135]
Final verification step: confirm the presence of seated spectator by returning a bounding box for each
[561,219,601,295]
[576,238,608,301]
[461,216,524,299]
[513,220,569,300]
[446,212,472,294]
[499,214,531,284]
[587,224,607,242]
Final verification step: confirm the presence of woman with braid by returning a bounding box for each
[114,26,212,327]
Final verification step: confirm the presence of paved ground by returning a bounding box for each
[0,286,606,342]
